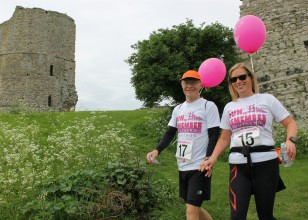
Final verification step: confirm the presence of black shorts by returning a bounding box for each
[179,170,211,207]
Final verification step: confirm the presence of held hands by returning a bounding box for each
[146,150,159,164]
[199,157,217,177]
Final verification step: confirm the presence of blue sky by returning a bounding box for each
[0,0,242,110]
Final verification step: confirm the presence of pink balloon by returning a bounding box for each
[198,58,226,88]
[234,15,266,54]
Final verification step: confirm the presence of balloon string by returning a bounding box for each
[249,54,255,74]
[199,87,204,96]
[199,87,207,96]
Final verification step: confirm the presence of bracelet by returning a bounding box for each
[204,156,217,162]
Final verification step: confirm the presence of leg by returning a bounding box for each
[252,159,279,220]
[186,203,212,220]
[199,207,213,220]
[186,204,200,220]
[229,164,252,220]
[183,170,212,220]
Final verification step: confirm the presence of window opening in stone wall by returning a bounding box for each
[48,95,52,107]
[304,41,308,53]
[50,65,53,76]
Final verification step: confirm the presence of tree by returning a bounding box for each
[126,19,240,113]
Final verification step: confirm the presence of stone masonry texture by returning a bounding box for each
[0,6,78,111]
[239,0,307,124]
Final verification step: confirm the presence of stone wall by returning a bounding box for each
[239,0,308,124]
[0,6,78,111]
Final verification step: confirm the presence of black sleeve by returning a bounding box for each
[155,126,177,154]
[206,126,220,157]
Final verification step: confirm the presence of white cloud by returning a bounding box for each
[0,0,242,110]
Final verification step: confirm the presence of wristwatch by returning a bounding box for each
[289,136,297,144]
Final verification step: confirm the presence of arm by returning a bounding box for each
[199,129,232,176]
[206,126,220,157]
[155,126,177,154]
[146,126,177,163]
[204,101,221,158]
[280,116,298,160]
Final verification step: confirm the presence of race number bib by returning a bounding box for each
[232,127,261,147]
[175,140,193,163]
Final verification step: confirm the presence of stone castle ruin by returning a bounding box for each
[239,0,308,123]
[0,6,78,111]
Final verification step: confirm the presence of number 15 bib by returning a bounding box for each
[232,127,261,147]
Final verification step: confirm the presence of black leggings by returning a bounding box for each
[229,159,281,220]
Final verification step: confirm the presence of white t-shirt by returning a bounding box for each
[220,93,290,164]
[168,98,220,171]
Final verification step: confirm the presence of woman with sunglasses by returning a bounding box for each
[199,62,298,220]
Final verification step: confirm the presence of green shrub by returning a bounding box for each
[132,108,178,153]
[103,160,163,216]
[21,154,175,219]
[0,110,306,219]
[21,170,105,219]
[133,108,172,141]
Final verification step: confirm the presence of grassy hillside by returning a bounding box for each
[0,110,306,219]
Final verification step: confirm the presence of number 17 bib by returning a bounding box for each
[175,140,193,163]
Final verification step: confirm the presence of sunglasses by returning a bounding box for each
[230,74,248,83]
[181,80,201,86]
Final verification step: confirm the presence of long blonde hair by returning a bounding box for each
[228,62,259,101]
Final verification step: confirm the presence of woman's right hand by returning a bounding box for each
[146,150,159,164]
[199,157,217,177]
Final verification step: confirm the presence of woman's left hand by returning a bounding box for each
[286,140,296,160]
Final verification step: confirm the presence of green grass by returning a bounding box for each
[0,110,306,219]
[123,109,308,219]
[146,152,308,220]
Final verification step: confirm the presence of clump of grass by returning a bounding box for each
[0,110,307,219]
[0,112,135,218]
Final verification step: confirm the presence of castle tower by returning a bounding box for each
[239,0,308,123]
[0,6,78,111]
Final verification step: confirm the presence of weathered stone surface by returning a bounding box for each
[239,0,307,124]
[0,6,78,111]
